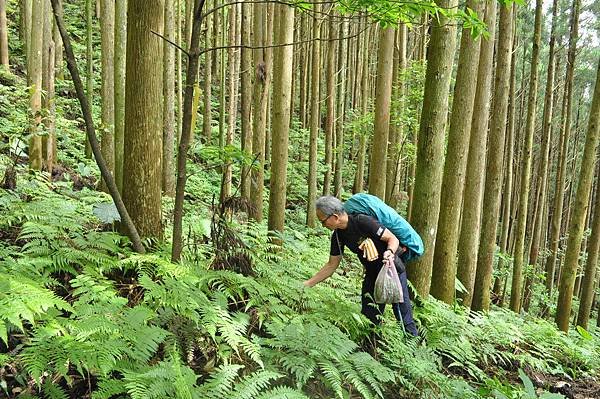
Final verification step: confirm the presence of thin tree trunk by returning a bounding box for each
[431,0,484,304]
[556,61,600,332]
[249,2,269,221]
[367,27,395,199]
[509,0,543,313]
[114,0,126,192]
[267,3,294,235]
[42,0,55,173]
[352,19,369,194]
[523,0,559,311]
[172,0,207,262]
[28,0,43,170]
[84,0,93,158]
[1,0,10,66]
[176,0,183,143]
[162,0,175,196]
[471,2,513,312]
[547,0,580,298]
[323,14,337,196]
[407,0,459,297]
[577,158,600,328]
[51,0,62,79]
[100,0,115,190]
[240,0,252,201]
[220,4,239,202]
[334,20,348,198]
[457,0,498,307]
[306,3,321,227]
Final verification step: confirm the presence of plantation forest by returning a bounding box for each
[1,0,600,397]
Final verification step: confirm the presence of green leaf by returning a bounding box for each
[518,368,536,397]
[455,277,469,294]
[93,202,121,223]
[576,325,593,340]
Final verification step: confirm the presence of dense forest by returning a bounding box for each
[1,0,600,397]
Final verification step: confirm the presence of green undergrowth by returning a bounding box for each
[0,173,598,399]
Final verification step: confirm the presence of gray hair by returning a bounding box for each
[315,196,346,217]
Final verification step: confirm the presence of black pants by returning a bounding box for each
[361,259,418,336]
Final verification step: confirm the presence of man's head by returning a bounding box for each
[316,196,347,230]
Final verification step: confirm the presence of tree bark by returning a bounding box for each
[333,20,348,198]
[100,0,115,190]
[523,0,559,311]
[267,3,294,235]
[240,0,253,201]
[367,27,395,198]
[114,0,126,192]
[42,0,55,173]
[249,2,269,221]
[352,19,369,194]
[431,0,484,304]
[470,2,513,312]
[0,0,9,66]
[547,0,580,298]
[306,4,321,227]
[50,0,144,253]
[28,0,43,170]
[556,61,600,332]
[122,0,164,238]
[171,0,207,262]
[509,0,543,313]
[84,0,93,158]
[51,0,62,79]
[407,0,459,297]
[322,14,337,196]
[162,0,175,196]
[577,158,600,328]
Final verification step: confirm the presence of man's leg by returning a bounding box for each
[392,270,419,336]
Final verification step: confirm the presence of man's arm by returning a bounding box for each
[303,255,342,287]
[379,229,400,260]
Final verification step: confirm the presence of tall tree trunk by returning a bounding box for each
[509,0,543,313]
[352,20,369,194]
[221,4,240,202]
[28,0,43,170]
[114,0,126,192]
[249,2,269,221]
[457,0,498,307]
[306,4,321,227]
[556,61,600,332]
[176,0,183,143]
[162,0,175,196]
[495,22,518,301]
[240,0,252,201]
[201,4,211,144]
[430,0,484,304]
[523,0,559,311]
[470,3,513,312]
[267,3,294,234]
[100,0,115,190]
[386,24,407,209]
[407,0,459,297]
[51,0,62,79]
[322,14,337,196]
[577,158,600,328]
[333,20,348,198]
[367,27,395,198]
[23,0,32,76]
[0,0,9,66]
[42,0,55,173]
[84,0,93,158]
[547,0,580,298]
[122,0,164,238]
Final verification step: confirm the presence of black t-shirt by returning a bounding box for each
[330,214,390,270]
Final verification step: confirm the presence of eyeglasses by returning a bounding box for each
[319,214,334,226]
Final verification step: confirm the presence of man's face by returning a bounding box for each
[317,209,337,230]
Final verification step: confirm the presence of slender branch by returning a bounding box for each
[150,30,189,56]
[198,23,369,56]
[50,0,145,254]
